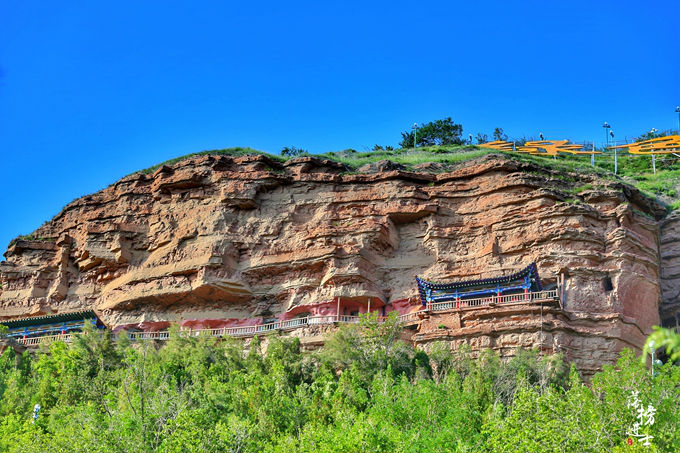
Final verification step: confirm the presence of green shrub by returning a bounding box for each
[0,323,678,452]
[569,183,593,194]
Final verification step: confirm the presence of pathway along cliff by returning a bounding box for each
[1,152,678,376]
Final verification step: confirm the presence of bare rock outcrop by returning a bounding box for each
[0,152,673,374]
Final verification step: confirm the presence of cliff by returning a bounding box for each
[660,212,680,327]
[0,152,675,374]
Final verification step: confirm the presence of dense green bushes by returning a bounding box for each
[0,318,679,452]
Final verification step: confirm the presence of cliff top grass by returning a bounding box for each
[136,147,282,175]
[140,144,606,174]
[43,145,680,220]
[137,144,680,211]
[134,145,490,174]
[11,145,679,248]
[318,145,488,167]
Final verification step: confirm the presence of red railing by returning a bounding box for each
[428,290,558,312]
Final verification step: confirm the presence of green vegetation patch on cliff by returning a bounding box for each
[0,318,679,452]
[146,144,676,212]
[318,145,488,168]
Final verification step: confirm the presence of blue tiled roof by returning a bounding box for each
[416,263,542,305]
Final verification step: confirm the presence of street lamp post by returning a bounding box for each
[648,341,662,377]
[675,106,680,132]
[591,142,595,166]
[650,128,658,174]
[648,340,664,377]
[603,122,615,174]
[412,123,418,148]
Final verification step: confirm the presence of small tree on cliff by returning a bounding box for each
[635,128,674,142]
[493,127,508,141]
[280,146,308,157]
[399,117,464,148]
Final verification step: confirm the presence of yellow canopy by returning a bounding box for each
[517,140,601,156]
[479,140,514,151]
[609,135,680,155]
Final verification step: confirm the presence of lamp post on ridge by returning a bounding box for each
[675,106,680,132]
[650,128,658,174]
[413,123,418,148]
[649,341,662,377]
[603,122,615,174]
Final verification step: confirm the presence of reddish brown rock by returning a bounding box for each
[0,153,674,375]
[660,212,680,328]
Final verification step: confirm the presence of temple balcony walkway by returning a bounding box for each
[12,290,559,348]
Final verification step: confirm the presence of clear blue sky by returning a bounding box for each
[1,0,678,251]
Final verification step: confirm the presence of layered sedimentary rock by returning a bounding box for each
[0,153,674,374]
[660,212,680,328]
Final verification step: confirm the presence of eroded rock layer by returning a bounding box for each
[660,212,680,327]
[0,153,674,373]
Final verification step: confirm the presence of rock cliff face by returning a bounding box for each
[660,212,680,328]
[0,153,675,374]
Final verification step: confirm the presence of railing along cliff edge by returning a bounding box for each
[15,290,559,347]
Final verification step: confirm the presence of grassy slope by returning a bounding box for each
[329,146,680,211]
[318,146,489,168]
[155,145,679,210]
[135,147,284,175]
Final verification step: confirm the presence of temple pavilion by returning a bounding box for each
[1,310,104,341]
[416,263,543,308]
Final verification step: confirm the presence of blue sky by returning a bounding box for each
[0,0,678,251]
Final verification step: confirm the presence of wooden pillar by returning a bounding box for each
[557,273,566,310]
[367,297,371,314]
[336,297,340,322]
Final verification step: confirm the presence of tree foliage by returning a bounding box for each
[644,326,680,362]
[635,129,675,142]
[400,118,464,148]
[280,146,308,157]
[0,322,678,452]
[493,127,508,142]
